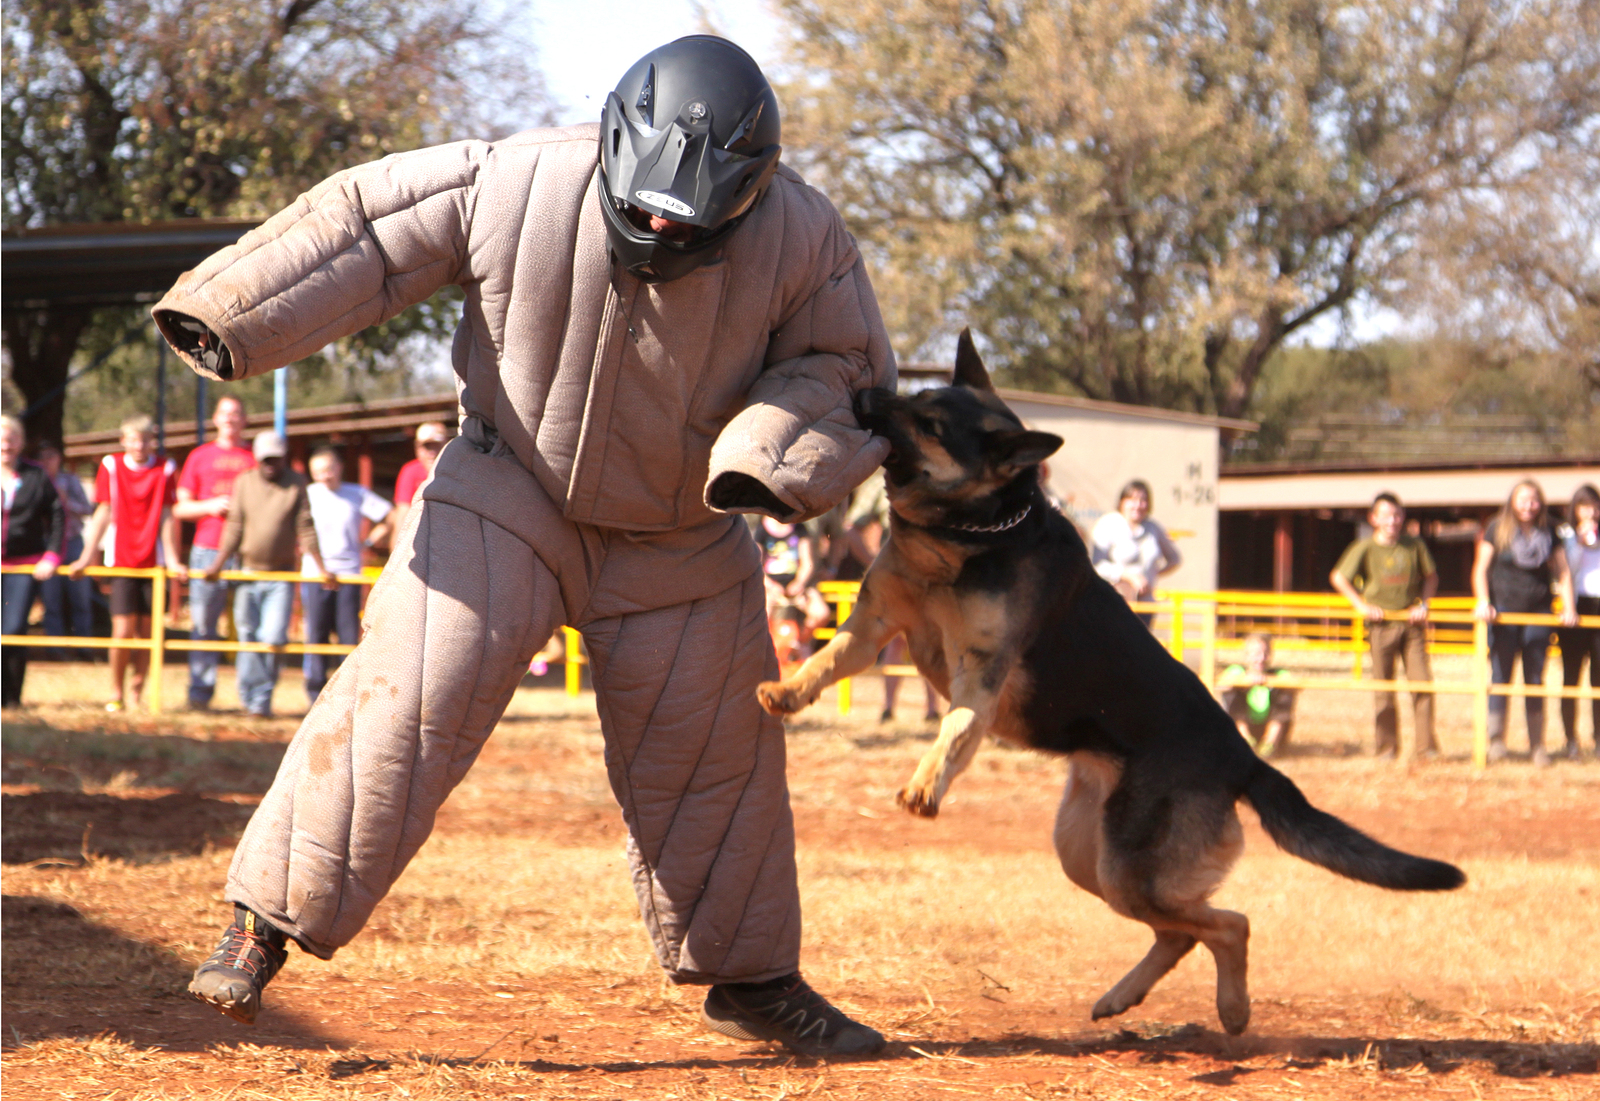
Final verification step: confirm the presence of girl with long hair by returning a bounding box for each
[1471,479,1578,765]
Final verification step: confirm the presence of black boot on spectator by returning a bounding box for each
[189,905,289,1024]
[702,973,886,1058]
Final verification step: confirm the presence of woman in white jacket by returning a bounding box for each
[1090,479,1182,625]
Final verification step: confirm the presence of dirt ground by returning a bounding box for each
[2,661,1598,1099]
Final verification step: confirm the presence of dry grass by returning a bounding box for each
[3,660,1598,1099]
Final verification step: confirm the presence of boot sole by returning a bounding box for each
[699,1005,885,1058]
[189,981,259,1025]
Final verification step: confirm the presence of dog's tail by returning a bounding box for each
[1242,761,1464,891]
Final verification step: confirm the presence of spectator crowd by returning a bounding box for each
[2,408,1596,762]
[0,401,429,715]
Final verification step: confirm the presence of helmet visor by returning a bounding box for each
[607,189,757,254]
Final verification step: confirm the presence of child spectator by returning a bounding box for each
[1218,633,1296,757]
[174,395,255,710]
[753,515,829,674]
[1331,492,1439,760]
[69,414,185,711]
[2,417,65,706]
[202,432,329,717]
[301,447,392,704]
[1558,483,1600,759]
[1471,480,1577,766]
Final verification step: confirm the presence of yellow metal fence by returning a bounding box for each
[812,582,1599,771]
[6,569,1596,770]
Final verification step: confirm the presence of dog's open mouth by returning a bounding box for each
[852,387,898,430]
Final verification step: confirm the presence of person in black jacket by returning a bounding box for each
[2,416,65,706]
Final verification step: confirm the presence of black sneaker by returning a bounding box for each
[701,973,886,1058]
[189,906,289,1024]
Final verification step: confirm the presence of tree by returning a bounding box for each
[1395,139,1600,397]
[2,0,552,446]
[774,0,1600,419]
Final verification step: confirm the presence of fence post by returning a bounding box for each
[1352,611,1364,680]
[1170,594,1185,662]
[148,567,167,715]
[1200,595,1217,692]
[835,593,854,716]
[564,626,582,697]
[1472,618,1489,770]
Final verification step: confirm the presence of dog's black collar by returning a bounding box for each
[949,503,1032,534]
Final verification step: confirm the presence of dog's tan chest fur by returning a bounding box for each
[913,587,1034,747]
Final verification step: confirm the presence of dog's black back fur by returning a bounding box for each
[761,329,1464,1034]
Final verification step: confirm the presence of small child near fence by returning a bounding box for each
[1217,633,1297,757]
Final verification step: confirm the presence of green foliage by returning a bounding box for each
[1239,340,1599,463]
[776,0,1600,421]
[3,0,550,226]
[2,0,550,445]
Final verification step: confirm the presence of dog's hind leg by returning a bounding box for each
[1091,930,1199,1022]
[1097,793,1252,1034]
[1053,759,1204,1023]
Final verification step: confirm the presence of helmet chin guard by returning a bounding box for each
[599,36,782,283]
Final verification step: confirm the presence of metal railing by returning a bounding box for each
[3,562,592,713]
[2,564,379,715]
[811,582,1599,771]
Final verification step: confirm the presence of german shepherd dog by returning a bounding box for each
[757,331,1464,1035]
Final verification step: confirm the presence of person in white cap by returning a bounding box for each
[389,421,448,543]
[202,432,334,716]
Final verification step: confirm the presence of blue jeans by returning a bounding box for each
[1488,621,1553,750]
[2,571,39,705]
[39,535,95,656]
[234,579,292,715]
[187,546,236,706]
[300,580,363,702]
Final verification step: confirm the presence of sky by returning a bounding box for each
[522,1,782,126]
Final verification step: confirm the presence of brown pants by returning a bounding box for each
[1368,620,1436,755]
[224,495,801,985]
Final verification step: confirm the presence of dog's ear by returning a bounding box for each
[952,328,994,392]
[989,429,1063,475]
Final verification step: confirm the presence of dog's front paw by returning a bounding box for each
[895,783,941,818]
[756,679,811,716]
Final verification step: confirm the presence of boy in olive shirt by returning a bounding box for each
[1330,492,1439,758]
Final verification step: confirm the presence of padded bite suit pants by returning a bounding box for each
[224,490,802,985]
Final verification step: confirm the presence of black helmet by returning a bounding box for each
[598,36,782,283]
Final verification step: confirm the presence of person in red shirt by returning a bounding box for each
[175,396,255,709]
[70,414,185,711]
[389,421,449,544]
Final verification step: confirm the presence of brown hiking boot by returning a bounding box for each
[701,973,886,1058]
[189,906,289,1024]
